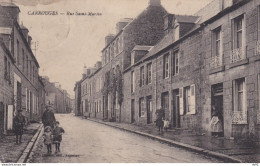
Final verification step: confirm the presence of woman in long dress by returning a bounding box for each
[210,105,223,137]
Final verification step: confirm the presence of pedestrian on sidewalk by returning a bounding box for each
[42,105,56,129]
[13,109,26,144]
[209,105,223,137]
[52,121,65,153]
[43,126,53,154]
[155,108,164,133]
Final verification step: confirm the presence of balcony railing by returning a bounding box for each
[256,41,260,55]
[230,47,246,63]
[210,55,223,69]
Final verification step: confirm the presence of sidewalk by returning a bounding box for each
[0,122,41,163]
[88,118,260,163]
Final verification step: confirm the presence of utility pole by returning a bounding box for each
[31,41,39,57]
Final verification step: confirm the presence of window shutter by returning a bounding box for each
[179,87,184,115]
[190,84,196,114]
[172,52,175,75]
[258,74,260,124]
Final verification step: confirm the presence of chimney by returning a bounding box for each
[28,35,32,47]
[82,74,87,79]
[116,18,132,33]
[20,23,29,40]
[149,0,161,6]
[96,61,102,69]
[164,14,174,35]
[105,34,115,46]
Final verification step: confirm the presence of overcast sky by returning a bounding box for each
[11,0,212,97]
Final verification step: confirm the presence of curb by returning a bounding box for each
[17,124,44,163]
[88,119,242,163]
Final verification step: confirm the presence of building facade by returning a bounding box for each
[75,0,260,141]
[0,2,44,136]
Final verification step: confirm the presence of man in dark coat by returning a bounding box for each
[42,105,56,128]
[13,109,26,144]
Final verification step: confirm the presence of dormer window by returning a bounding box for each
[131,51,135,65]
[174,22,180,41]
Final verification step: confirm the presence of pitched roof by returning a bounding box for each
[132,45,153,52]
[175,15,199,23]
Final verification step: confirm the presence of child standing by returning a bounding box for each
[43,126,53,154]
[52,121,65,153]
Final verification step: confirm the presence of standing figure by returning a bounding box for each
[13,109,26,144]
[52,121,65,153]
[155,108,164,133]
[209,105,223,137]
[42,105,56,128]
[43,126,53,154]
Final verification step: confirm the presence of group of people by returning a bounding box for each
[42,106,65,154]
[13,105,65,154]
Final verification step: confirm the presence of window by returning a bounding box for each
[234,78,246,112]
[85,83,88,94]
[172,50,179,76]
[180,85,196,115]
[147,63,152,84]
[140,66,145,87]
[139,98,145,117]
[17,40,19,65]
[22,49,25,71]
[212,27,222,57]
[175,25,180,41]
[131,71,135,93]
[116,38,119,54]
[4,56,10,81]
[26,55,28,76]
[163,53,169,78]
[233,15,244,49]
[232,78,247,124]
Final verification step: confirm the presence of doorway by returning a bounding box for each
[161,92,169,119]
[172,89,180,128]
[146,96,152,124]
[211,83,224,137]
[131,99,135,123]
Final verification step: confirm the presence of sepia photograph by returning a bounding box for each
[0,0,260,164]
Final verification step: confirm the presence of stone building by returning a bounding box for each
[75,0,260,141]
[123,0,260,141]
[42,76,72,114]
[0,2,43,135]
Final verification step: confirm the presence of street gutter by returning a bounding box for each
[17,124,44,163]
[88,119,242,163]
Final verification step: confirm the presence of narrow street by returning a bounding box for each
[31,114,224,163]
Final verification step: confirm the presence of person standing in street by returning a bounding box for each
[13,109,26,144]
[52,121,65,153]
[43,126,53,154]
[42,105,56,128]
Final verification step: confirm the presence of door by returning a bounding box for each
[211,83,224,137]
[131,99,135,123]
[7,105,13,130]
[0,102,4,135]
[172,90,180,128]
[146,96,152,124]
[161,92,169,119]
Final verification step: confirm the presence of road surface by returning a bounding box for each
[31,114,224,163]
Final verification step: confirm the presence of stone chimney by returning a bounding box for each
[149,0,161,6]
[28,35,32,47]
[164,14,174,35]
[20,23,28,41]
[95,61,102,69]
[116,18,132,34]
[105,34,115,46]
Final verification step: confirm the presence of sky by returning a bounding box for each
[9,0,212,97]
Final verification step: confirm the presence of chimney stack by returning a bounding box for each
[105,34,115,46]
[149,0,161,6]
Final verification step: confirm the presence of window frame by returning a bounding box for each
[139,97,145,117]
[163,52,170,79]
[147,63,152,84]
[172,50,179,76]
[131,71,135,93]
[140,66,145,87]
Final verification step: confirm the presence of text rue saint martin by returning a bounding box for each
[27,11,102,16]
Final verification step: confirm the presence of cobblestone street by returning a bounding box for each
[30,114,224,163]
